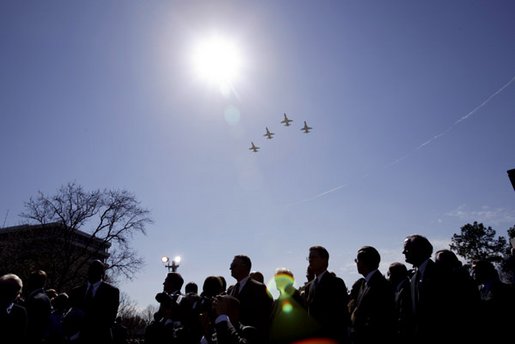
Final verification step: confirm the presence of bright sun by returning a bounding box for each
[192,34,243,92]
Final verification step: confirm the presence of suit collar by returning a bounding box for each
[364,269,380,284]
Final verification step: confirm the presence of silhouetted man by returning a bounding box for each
[402,234,445,344]
[0,273,28,343]
[228,255,273,343]
[69,259,120,343]
[304,245,350,343]
[25,270,52,344]
[349,246,395,344]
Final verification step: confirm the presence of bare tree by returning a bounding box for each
[141,304,159,324]
[19,182,152,290]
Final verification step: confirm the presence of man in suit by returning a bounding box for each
[145,272,191,344]
[228,255,273,343]
[402,234,445,344]
[0,273,28,343]
[154,272,186,322]
[24,270,52,344]
[304,245,350,343]
[69,259,120,343]
[349,246,395,344]
[387,262,413,344]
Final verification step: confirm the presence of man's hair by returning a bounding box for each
[185,282,198,294]
[0,273,23,301]
[357,246,381,268]
[28,270,48,289]
[388,262,408,277]
[87,259,107,282]
[250,271,264,283]
[217,276,227,291]
[234,255,252,272]
[309,246,330,261]
[406,234,433,258]
[166,272,184,289]
[202,276,224,297]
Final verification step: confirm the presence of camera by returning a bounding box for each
[155,292,173,306]
[192,296,214,315]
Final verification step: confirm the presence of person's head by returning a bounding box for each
[185,282,198,295]
[471,259,499,284]
[87,260,106,283]
[308,246,329,275]
[230,255,252,281]
[163,272,184,293]
[27,270,47,292]
[250,271,264,284]
[213,294,241,323]
[0,273,23,305]
[387,262,408,285]
[202,276,224,298]
[46,288,58,300]
[217,276,227,292]
[52,292,70,312]
[355,246,381,276]
[435,249,461,271]
[403,234,433,267]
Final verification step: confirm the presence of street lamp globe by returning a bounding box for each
[161,255,182,272]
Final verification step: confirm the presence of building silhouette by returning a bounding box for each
[0,222,110,291]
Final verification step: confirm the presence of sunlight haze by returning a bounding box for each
[1,0,514,311]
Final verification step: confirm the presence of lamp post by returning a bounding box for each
[161,255,181,273]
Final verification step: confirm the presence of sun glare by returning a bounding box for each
[192,34,243,92]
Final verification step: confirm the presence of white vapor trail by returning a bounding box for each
[292,74,515,206]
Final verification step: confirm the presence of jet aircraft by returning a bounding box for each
[301,121,312,133]
[249,142,260,152]
[281,113,293,126]
[263,127,275,139]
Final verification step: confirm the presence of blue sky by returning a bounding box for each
[1,1,514,308]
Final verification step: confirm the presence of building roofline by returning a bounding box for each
[0,222,110,247]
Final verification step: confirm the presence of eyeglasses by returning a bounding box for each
[354,258,358,263]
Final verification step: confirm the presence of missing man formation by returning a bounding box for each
[249,113,312,152]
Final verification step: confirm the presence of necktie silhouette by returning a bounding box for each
[232,282,240,297]
[308,277,318,302]
[411,269,420,313]
[312,277,319,292]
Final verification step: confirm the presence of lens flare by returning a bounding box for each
[274,273,296,297]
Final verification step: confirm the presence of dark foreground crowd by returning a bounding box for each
[1,234,515,344]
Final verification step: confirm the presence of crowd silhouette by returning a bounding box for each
[1,234,515,344]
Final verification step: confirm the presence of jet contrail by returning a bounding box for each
[286,184,348,207]
[292,74,515,206]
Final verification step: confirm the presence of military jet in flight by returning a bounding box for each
[263,127,275,139]
[249,142,260,152]
[280,113,293,127]
[301,121,312,133]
